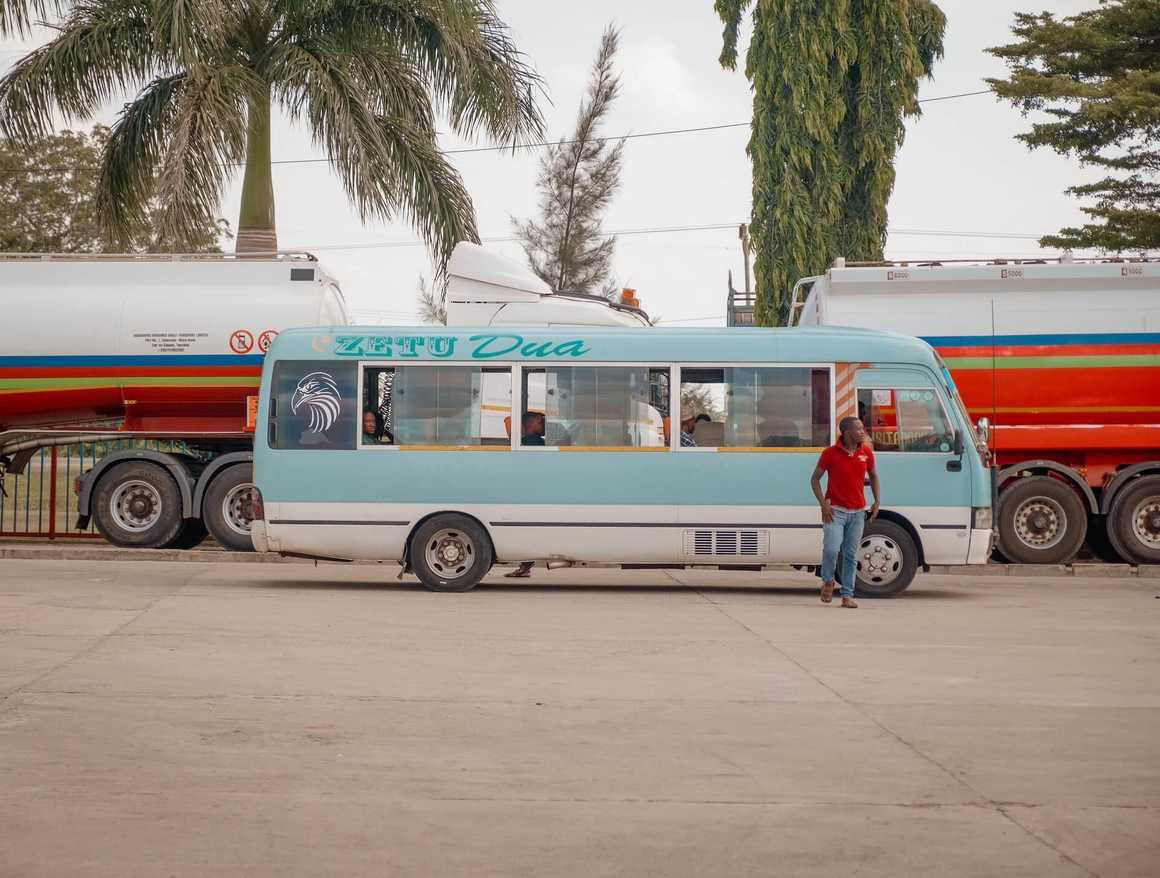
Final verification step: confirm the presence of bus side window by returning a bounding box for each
[376,365,511,447]
[857,387,954,453]
[679,367,831,450]
[268,360,358,450]
[520,366,669,448]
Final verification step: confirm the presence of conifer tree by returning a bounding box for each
[514,26,624,296]
[988,0,1160,251]
[717,0,945,324]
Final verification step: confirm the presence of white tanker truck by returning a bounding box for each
[0,244,650,551]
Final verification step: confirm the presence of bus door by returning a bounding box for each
[853,367,974,560]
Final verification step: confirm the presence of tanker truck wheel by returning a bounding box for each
[93,462,185,549]
[202,464,256,552]
[997,476,1086,565]
[1108,476,1160,566]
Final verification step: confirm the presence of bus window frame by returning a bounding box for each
[675,363,836,453]
[515,362,679,452]
[857,379,959,456]
[356,360,515,452]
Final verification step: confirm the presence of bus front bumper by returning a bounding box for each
[251,520,271,554]
[967,528,994,565]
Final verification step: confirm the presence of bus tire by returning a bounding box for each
[409,514,493,592]
[93,462,184,549]
[202,464,256,552]
[997,476,1086,565]
[1108,476,1160,565]
[854,519,918,598]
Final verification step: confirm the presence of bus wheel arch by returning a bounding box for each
[996,470,1090,564]
[406,512,496,592]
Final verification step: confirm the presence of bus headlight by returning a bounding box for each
[972,507,993,530]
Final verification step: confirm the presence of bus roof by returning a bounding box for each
[267,325,940,369]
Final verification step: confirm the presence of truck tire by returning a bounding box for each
[997,476,1087,565]
[202,463,256,552]
[854,519,919,598]
[408,514,493,592]
[93,462,184,549]
[1108,476,1160,565]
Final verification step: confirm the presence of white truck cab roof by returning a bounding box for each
[445,242,651,328]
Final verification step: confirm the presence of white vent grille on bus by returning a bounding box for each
[683,530,769,558]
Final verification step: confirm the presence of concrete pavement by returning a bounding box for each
[0,560,1157,877]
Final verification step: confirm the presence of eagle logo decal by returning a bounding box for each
[291,372,341,433]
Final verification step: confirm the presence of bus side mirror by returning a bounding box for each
[976,417,991,448]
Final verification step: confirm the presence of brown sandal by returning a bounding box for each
[841,597,858,609]
[820,581,835,603]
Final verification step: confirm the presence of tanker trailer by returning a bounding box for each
[0,252,348,550]
[789,257,1160,566]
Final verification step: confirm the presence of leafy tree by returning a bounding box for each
[0,0,543,257]
[716,0,945,325]
[0,125,227,251]
[513,25,624,296]
[988,0,1160,251]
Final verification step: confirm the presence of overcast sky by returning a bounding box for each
[2,1,1100,325]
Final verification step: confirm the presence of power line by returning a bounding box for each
[0,87,993,176]
[291,224,1044,252]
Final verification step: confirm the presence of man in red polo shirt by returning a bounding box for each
[810,416,881,608]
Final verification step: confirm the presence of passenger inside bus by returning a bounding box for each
[362,409,393,445]
[520,411,546,446]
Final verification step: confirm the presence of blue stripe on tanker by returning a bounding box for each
[0,354,266,367]
[922,331,1160,348]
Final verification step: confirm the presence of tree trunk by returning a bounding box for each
[236,91,277,254]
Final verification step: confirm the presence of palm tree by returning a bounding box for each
[0,1,543,255]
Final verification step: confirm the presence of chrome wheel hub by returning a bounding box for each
[858,535,902,585]
[110,480,162,533]
[1013,498,1066,550]
[425,529,474,579]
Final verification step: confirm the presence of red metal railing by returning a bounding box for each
[0,440,185,540]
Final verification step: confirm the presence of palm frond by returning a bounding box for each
[298,0,545,146]
[273,38,476,263]
[153,63,254,244]
[96,72,185,239]
[0,0,61,37]
[0,0,158,141]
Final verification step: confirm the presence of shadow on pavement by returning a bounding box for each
[209,577,978,601]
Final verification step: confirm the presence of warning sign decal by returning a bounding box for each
[229,330,255,354]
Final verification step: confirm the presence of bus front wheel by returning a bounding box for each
[854,519,918,598]
[409,515,494,592]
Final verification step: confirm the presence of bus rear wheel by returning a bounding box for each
[409,515,493,592]
[854,519,918,598]
[1108,476,1160,566]
[997,476,1087,565]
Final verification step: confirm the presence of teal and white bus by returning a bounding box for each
[250,325,992,596]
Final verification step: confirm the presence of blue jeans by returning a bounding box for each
[821,509,865,599]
